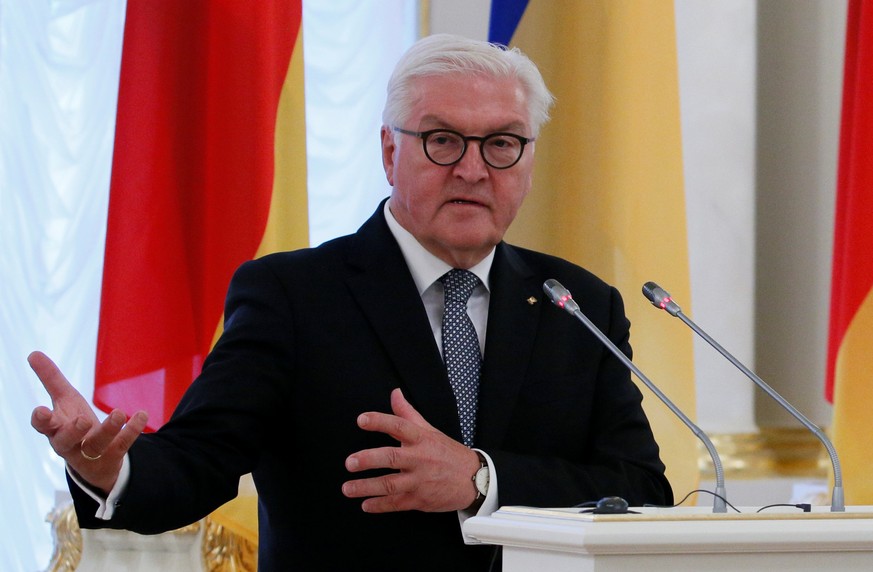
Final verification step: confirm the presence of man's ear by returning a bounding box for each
[380,126,396,186]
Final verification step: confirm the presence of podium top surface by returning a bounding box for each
[463,505,873,557]
[495,504,873,522]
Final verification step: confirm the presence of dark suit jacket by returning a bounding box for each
[73,201,672,571]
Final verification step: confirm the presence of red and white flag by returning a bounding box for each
[826,0,873,504]
[94,0,308,430]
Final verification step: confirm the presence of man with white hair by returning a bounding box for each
[31,34,671,571]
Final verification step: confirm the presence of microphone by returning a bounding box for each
[543,279,728,513]
[642,281,845,512]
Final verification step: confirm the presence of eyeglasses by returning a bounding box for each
[392,127,534,169]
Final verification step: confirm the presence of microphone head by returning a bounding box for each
[642,281,682,316]
[543,279,580,314]
[642,281,659,304]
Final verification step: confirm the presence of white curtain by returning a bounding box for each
[0,2,125,569]
[0,1,417,569]
[304,1,418,245]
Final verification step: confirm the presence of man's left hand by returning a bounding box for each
[342,388,480,513]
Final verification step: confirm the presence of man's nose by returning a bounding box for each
[452,141,489,182]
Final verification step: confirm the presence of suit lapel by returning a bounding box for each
[476,243,542,447]
[343,204,464,441]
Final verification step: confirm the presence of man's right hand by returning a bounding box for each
[28,351,148,494]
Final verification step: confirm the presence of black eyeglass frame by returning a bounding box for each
[392,126,535,170]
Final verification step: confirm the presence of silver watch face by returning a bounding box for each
[475,466,490,496]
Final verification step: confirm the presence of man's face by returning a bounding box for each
[382,73,535,269]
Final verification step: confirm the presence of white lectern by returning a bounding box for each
[463,505,873,571]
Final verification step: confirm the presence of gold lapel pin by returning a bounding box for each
[527,296,538,305]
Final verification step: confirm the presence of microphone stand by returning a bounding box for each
[544,280,728,513]
[643,282,845,512]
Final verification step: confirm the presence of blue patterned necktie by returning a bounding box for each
[439,269,482,447]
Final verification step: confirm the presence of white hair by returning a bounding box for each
[382,34,555,136]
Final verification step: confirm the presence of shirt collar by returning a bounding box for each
[384,199,493,294]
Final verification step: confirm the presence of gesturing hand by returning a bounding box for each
[28,351,148,494]
[342,388,480,513]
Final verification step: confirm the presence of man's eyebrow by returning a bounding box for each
[416,115,529,134]
[416,114,451,128]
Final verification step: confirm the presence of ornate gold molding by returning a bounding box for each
[201,518,258,572]
[698,428,831,479]
[44,505,257,572]
[45,504,82,572]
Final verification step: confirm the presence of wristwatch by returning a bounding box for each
[472,452,490,500]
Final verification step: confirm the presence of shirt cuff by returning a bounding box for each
[459,449,498,544]
[67,453,131,520]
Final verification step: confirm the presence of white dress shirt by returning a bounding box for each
[383,199,499,539]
